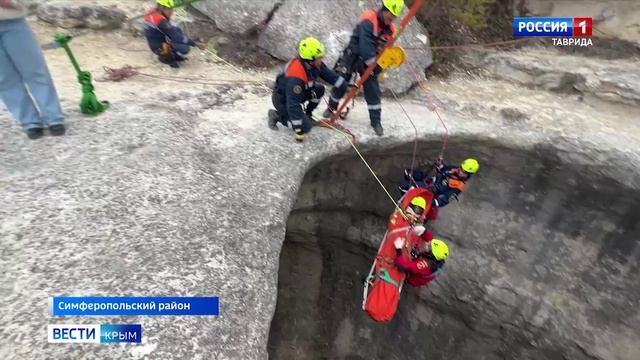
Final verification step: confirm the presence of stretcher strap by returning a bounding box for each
[376,268,400,287]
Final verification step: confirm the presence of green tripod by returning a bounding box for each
[53,34,109,115]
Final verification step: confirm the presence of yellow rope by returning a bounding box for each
[197,45,409,221]
[320,120,408,220]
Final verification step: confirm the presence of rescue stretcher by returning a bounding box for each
[362,187,434,322]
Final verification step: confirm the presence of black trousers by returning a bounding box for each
[328,53,382,127]
[272,85,325,133]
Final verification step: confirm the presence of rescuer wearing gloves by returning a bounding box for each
[394,236,448,288]
[400,158,479,221]
[268,37,347,143]
[323,0,405,136]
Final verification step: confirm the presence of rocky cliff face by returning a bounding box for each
[463,49,640,106]
[194,0,432,93]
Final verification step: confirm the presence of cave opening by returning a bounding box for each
[268,138,640,360]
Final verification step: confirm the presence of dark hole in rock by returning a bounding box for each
[268,138,640,360]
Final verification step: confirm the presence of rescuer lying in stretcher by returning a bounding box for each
[393,232,448,288]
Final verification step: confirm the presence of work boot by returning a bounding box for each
[306,113,321,127]
[158,55,179,68]
[373,124,384,136]
[322,107,335,119]
[267,109,279,130]
[26,127,44,140]
[49,124,66,136]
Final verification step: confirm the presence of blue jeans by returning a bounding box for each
[0,18,64,130]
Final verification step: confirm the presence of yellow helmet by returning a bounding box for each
[460,158,479,174]
[156,0,176,8]
[431,239,449,261]
[383,0,405,17]
[298,37,325,60]
[410,196,426,210]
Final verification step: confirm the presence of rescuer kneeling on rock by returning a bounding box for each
[400,158,479,221]
[268,37,347,143]
[394,237,448,288]
[144,0,205,68]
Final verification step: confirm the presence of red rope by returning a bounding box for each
[405,60,449,155]
[405,37,536,52]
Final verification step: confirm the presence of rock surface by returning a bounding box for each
[468,49,640,106]
[2,18,640,360]
[259,1,432,94]
[191,0,281,35]
[37,0,126,30]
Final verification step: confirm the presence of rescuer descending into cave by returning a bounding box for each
[399,158,479,221]
[393,237,448,287]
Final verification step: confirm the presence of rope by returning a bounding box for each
[319,120,407,218]
[100,65,141,82]
[389,88,419,180]
[203,49,273,92]
[405,37,537,52]
[98,65,272,88]
[405,60,449,156]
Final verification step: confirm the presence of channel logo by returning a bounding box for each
[48,324,142,344]
[513,17,592,37]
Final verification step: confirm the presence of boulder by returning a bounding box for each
[477,50,640,106]
[191,0,281,35]
[259,1,432,94]
[37,1,126,30]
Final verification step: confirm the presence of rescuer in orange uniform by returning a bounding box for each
[323,0,405,136]
[144,0,205,68]
[268,37,347,143]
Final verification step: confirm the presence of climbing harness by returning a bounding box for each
[327,0,425,125]
[54,34,109,115]
[315,0,428,219]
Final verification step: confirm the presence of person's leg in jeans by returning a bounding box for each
[0,21,44,131]
[0,19,64,129]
